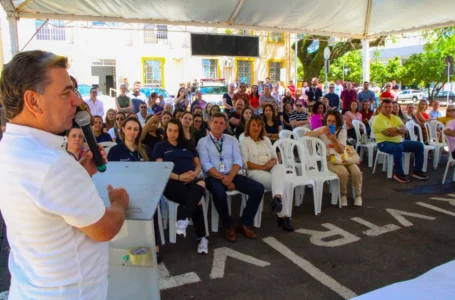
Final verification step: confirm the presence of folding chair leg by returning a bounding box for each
[211,197,219,233]
[368,147,374,167]
[442,161,451,184]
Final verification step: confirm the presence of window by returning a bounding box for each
[144,24,168,44]
[202,59,218,79]
[237,60,252,85]
[143,59,163,86]
[269,62,281,83]
[268,32,283,43]
[35,20,66,41]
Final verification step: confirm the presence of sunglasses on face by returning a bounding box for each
[116,118,124,121]
[295,105,302,107]
[448,109,455,112]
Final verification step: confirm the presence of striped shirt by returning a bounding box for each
[289,110,309,123]
[0,124,108,299]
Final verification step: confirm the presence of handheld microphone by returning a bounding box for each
[75,111,107,173]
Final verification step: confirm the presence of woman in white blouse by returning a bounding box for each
[240,116,294,232]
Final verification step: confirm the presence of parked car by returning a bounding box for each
[434,91,455,104]
[397,89,423,103]
[78,84,116,114]
[140,86,173,104]
[198,82,228,108]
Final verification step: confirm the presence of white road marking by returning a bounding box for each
[417,202,455,216]
[209,247,271,279]
[430,197,455,206]
[385,208,435,227]
[295,223,361,247]
[351,217,400,237]
[159,263,201,290]
[263,237,357,300]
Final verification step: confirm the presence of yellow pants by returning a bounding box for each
[327,161,363,197]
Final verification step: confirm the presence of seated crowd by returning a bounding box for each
[62,77,448,262]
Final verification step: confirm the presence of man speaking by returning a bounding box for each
[0,50,129,299]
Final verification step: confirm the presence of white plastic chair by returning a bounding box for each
[279,129,295,139]
[239,189,270,228]
[442,135,455,183]
[293,127,312,139]
[369,116,376,139]
[352,120,377,167]
[406,121,435,172]
[300,136,341,214]
[373,149,411,178]
[100,141,115,154]
[207,190,246,232]
[163,196,209,243]
[273,139,319,216]
[427,120,446,169]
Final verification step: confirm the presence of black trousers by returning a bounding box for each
[164,179,206,238]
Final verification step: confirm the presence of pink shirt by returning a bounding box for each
[310,114,324,130]
[344,111,362,129]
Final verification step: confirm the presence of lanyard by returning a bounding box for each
[210,135,223,156]
[129,151,141,161]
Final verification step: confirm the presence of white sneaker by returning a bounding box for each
[197,237,209,255]
[341,196,348,206]
[354,197,362,207]
[175,219,189,237]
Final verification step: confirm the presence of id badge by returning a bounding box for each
[219,164,225,172]
[259,155,268,163]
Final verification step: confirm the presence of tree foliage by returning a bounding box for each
[294,36,385,83]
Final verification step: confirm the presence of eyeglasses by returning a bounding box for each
[116,118,124,121]
[194,120,202,123]
[295,104,303,107]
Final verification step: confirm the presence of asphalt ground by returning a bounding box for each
[1,153,455,299]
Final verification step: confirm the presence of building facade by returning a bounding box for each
[4,17,297,95]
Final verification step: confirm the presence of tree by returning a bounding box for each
[293,36,385,83]
[370,61,388,85]
[401,51,448,100]
[324,50,362,83]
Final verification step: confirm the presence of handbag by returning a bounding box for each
[359,133,368,145]
[330,145,360,165]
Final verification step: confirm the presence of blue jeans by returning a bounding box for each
[206,174,264,228]
[377,141,424,176]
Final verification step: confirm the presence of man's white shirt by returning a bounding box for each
[85,98,105,117]
[0,124,108,299]
[137,112,149,127]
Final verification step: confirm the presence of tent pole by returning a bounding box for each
[6,11,19,56]
[294,34,297,85]
[362,39,370,83]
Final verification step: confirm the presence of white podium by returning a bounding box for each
[93,162,173,300]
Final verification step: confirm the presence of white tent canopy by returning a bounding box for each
[1,0,455,80]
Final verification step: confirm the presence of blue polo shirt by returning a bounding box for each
[95,132,113,143]
[324,92,340,108]
[107,143,152,162]
[152,140,198,174]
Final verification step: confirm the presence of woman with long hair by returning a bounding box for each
[192,113,206,145]
[249,85,260,114]
[152,119,208,254]
[281,102,293,130]
[240,116,294,231]
[66,126,85,161]
[235,107,253,139]
[305,111,363,207]
[107,117,162,262]
[344,101,363,140]
[141,114,162,152]
[262,104,282,142]
[159,111,172,131]
[104,108,116,133]
[392,102,408,124]
[108,112,125,144]
[360,101,374,136]
[203,103,214,121]
[93,116,113,143]
[181,112,195,144]
[438,104,455,125]
[174,87,189,111]
[415,100,430,143]
[310,101,326,130]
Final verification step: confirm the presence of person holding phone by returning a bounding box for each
[305,110,363,207]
